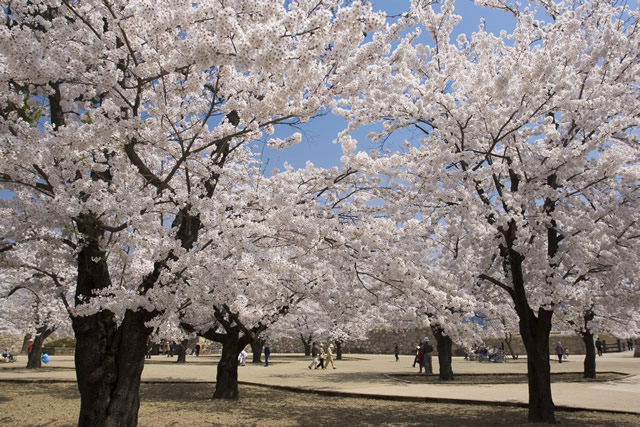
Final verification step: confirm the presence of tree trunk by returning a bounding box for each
[581,331,596,379]
[499,218,556,424]
[300,334,312,356]
[432,325,454,381]
[250,337,264,364]
[504,333,518,359]
[198,306,270,400]
[20,333,32,355]
[335,341,343,360]
[517,306,555,423]
[73,309,152,427]
[72,215,158,427]
[26,327,54,369]
[634,338,640,358]
[212,334,243,399]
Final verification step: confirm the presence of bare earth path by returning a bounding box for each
[1,352,639,426]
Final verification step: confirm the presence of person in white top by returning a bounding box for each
[238,348,248,366]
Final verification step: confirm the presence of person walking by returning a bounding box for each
[325,343,337,369]
[595,338,603,356]
[417,345,425,373]
[423,338,433,374]
[308,342,319,370]
[264,343,271,367]
[316,344,326,369]
[412,343,419,367]
[394,343,399,362]
[555,342,564,363]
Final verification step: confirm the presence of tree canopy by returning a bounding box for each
[1,0,639,425]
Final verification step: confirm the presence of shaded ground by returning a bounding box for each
[390,372,628,384]
[1,381,638,426]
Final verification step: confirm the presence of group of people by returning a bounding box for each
[1,347,17,362]
[465,345,505,362]
[238,343,270,367]
[308,342,337,370]
[164,341,177,357]
[411,338,434,374]
[464,344,507,363]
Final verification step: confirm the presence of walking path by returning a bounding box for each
[1,351,638,414]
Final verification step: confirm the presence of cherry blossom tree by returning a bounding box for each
[0,285,56,367]
[407,222,501,380]
[317,160,495,378]
[0,202,74,368]
[336,0,640,422]
[299,294,382,358]
[277,309,319,356]
[0,1,388,425]
[557,277,640,378]
[174,161,385,398]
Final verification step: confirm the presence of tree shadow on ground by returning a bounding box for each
[137,383,639,427]
[259,370,628,387]
[388,372,629,384]
[2,381,639,426]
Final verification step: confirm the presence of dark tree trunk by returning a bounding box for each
[516,305,555,423]
[212,333,244,399]
[73,309,152,427]
[431,325,453,381]
[581,330,596,379]
[199,313,263,399]
[634,339,640,358]
[72,217,156,427]
[335,341,343,360]
[501,218,556,424]
[300,334,312,356]
[251,337,264,364]
[26,327,54,369]
[20,333,32,355]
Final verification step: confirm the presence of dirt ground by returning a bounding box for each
[1,381,639,427]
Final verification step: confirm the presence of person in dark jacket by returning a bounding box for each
[316,344,325,369]
[423,338,434,374]
[555,342,564,363]
[595,338,603,356]
[264,343,271,367]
